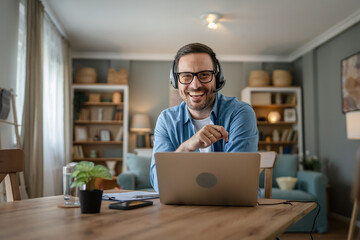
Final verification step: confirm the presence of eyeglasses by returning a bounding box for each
[176,70,216,85]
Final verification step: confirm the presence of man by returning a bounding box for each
[150,43,258,192]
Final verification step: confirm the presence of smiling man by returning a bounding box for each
[150,43,258,192]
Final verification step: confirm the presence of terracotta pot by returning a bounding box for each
[79,189,103,214]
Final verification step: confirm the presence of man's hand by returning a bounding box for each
[176,125,229,152]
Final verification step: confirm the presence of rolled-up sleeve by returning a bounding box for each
[150,112,176,192]
[224,104,258,153]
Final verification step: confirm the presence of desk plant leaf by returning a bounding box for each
[70,161,112,191]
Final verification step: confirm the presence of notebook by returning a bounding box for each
[155,152,260,206]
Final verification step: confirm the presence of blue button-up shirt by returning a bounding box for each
[150,92,259,192]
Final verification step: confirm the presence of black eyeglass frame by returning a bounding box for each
[175,70,217,85]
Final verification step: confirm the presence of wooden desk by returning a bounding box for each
[0,196,316,240]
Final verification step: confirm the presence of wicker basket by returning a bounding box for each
[75,68,97,84]
[107,69,128,85]
[272,70,292,86]
[248,70,270,86]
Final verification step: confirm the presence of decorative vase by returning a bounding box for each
[79,189,103,214]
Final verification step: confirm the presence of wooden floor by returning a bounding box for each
[280,217,359,240]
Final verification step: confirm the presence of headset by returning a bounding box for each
[169,58,226,92]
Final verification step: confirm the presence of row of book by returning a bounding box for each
[281,129,298,142]
[73,145,84,158]
[111,106,123,121]
[265,145,298,154]
[285,93,297,105]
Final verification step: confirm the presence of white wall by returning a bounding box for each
[0,0,20,148]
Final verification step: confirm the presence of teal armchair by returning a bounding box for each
[259,154,328,233]
[117,153,154,191]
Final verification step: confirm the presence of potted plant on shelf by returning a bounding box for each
[71,161,112,213]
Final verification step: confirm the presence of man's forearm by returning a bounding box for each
[175,140,194,152]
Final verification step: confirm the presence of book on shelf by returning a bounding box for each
[111,106,123,121]
[281,129,289,142]
[285,93,297,105]
[115,126,124,141]
[72,145,84,158]
[280,129,298,142]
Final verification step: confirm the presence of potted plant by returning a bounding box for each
[302,154,321,172]
[71,161,112,213]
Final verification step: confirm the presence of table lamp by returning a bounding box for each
[131,113,151,148]
[268,111,281,123]
[345,111,360,240]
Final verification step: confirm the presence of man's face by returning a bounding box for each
[177,53,216,115]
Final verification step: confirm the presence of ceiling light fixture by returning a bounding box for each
[200,13,222,30]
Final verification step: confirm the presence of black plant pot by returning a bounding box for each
[79,189,103,214]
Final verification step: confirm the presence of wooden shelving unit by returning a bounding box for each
[72,84,129,175]
[242,86,303,157]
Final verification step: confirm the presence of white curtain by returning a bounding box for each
[42,14,65,196]
[15,0,27,138]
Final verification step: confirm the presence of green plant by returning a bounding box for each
[70,161,112,191]
[302,154,321,171]
[73,92,88,120]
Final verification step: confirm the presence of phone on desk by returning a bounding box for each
[109,200,153,210]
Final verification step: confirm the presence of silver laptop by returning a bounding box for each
[155,152,260,207]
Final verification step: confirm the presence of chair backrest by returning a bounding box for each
[0,149,24,201]
[259,154,298,189]
[259,151,277,199]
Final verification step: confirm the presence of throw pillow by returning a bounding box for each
[126,153,152,189]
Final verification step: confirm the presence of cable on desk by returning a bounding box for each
[257,200,320,240]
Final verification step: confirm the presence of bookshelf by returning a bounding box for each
[242,86,303,158]
[72,84,129,175]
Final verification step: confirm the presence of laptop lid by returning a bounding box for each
[155,152,260,206]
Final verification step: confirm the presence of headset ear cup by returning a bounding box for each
[170,61,178,89]
[215,60,225,91]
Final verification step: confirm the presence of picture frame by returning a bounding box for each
[100,129,111,141]
[341,51,360,113]
[75,126,88,141]
[283,108,297,122]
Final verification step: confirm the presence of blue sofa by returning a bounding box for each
[259,154,328,233]
[117,153,154,191]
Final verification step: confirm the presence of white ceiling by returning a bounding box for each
[44,0,360,62]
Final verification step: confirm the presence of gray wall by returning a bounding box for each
[73,59,256,152]
[0,0,19,148]
[297,21,360,219]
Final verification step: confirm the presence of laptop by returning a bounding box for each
[155,152,260,207]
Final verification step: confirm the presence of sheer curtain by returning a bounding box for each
[15,0,27,138]
[42,14,65,196]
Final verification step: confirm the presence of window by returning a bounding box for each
[15,0,27,141]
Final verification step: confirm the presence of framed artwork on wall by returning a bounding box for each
[100,129,111,141]
[283,108,297,122]
[341,51,360,113]
[75,126,88,141]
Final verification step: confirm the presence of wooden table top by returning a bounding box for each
[0,195,316,240]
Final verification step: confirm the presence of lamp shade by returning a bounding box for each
[268,111,281,123]
[346,111,360,139]
[130,113,151,133]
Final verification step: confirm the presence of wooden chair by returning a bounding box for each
[0,149,24,201]
[259,151,278,199]
[347,148,360,240]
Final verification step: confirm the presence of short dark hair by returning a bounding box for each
[174,43,217,72]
